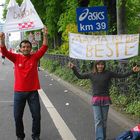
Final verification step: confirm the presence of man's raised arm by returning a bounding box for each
[42,27,48,46]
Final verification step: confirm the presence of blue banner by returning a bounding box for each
[76,6,108,32]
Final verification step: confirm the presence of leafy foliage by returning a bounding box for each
[126,0,140,33]
[89,0,103,6]
[126,101,140,116]
[57,0,78,32]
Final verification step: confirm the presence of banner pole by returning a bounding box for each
[20,31,24,41]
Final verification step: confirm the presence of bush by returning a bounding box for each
[125,101,140,116]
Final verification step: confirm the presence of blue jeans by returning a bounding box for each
[14,91,41,139]
[92,105,109,140]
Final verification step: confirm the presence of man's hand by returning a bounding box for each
[42,26,48,46]
[0,32,5,46]
[42,26,48,36]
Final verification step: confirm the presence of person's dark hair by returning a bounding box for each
[93,60,106,73]
[19,40,32,48]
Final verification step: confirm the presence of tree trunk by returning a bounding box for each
[103,0,117,34]
[53,33,62,48]
[78,0,89,7]
[117,0,127,34]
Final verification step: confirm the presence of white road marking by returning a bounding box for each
[38,89,77,140]
[0,101,13,103]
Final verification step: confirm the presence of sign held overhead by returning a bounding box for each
[4,0,44,33]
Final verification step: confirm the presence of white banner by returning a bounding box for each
[4,0,44,33]
[69,33,139,60]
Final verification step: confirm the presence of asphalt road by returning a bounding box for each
[0,59,136,140]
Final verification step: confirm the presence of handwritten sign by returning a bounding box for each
[69,33,139,60]
[4,0,43,32]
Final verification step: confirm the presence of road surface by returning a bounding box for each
[0,59,135,140]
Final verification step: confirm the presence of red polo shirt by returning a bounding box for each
[1,45,48,91]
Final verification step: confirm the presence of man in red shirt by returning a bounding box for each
[0,28,48,140]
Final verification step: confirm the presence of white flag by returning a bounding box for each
[4,0,44,33]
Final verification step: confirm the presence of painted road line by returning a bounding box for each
[38,89,77,140]
[0,101,13,103]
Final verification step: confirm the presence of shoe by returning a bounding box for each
[33,137,40,140]
[17,138,24,140]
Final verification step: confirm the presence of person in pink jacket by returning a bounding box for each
[0,28,48,140]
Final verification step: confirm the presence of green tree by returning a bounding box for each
[38,0,64,48]
[126,0,140,33]
[57,0,78,32]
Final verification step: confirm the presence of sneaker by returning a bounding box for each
[17,138,24,140]
[33,137,40,140]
